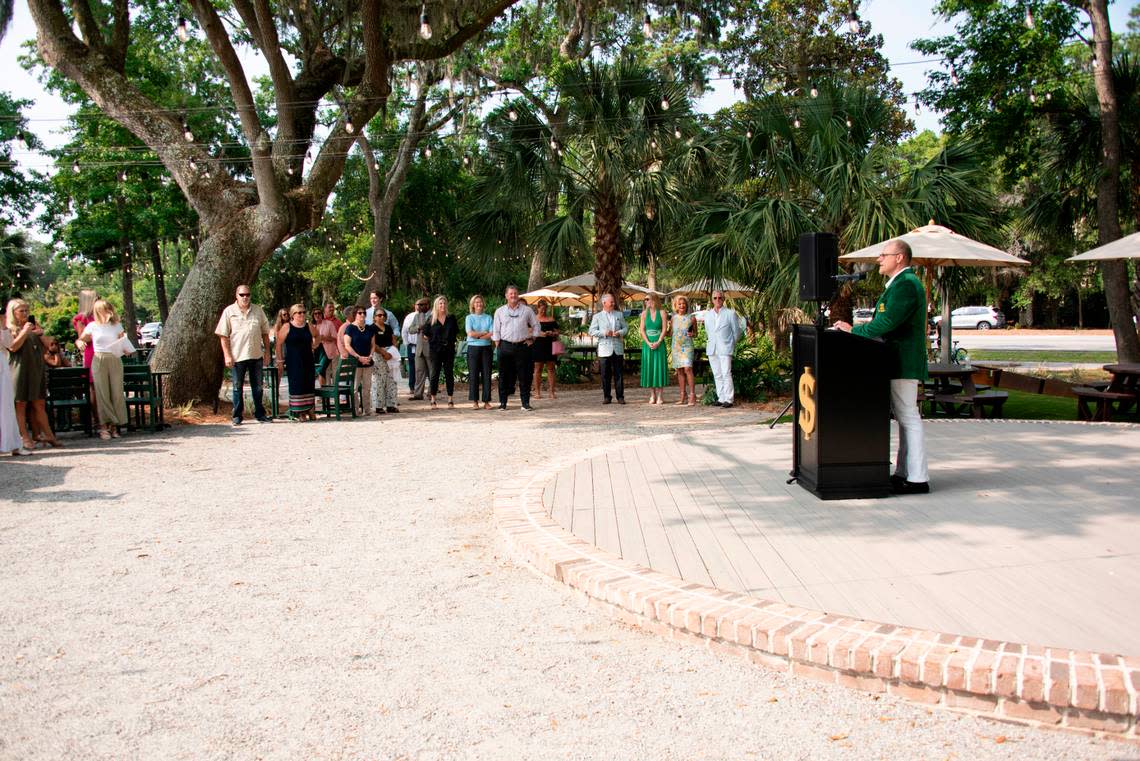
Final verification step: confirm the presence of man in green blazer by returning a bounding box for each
[834,239,930,494]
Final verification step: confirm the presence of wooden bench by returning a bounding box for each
[1072,386,1137,422]
[929,391,1009,419]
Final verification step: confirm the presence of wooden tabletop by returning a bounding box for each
[1104,363,1140,376]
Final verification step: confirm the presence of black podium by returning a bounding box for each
[791,324,892,500]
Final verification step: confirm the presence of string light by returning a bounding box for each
[508,108,518,121]
[649,138,657,149]
[793,117,801,128]
[660,97,670,110]
[845,116,852,128]
[810,87,819,98]
[119,169,128,182]
[424,147,432,158]
[847,14,860,34]
[72,159,80,173]
[745,129,752,139]
[1029,89,1037,103]
[674,128,681,139]
[345,117,355,133]
[642,12,652,37]
[176,16,190,42]
[419,4,432,40]
[189,157,197,171]
[949,64,959,86]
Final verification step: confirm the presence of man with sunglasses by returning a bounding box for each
[834,239,929,495]
[697,290,745,408]
[215,285,272,425]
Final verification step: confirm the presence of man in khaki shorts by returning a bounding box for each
[215,284,272,425]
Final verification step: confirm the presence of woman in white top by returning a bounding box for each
[80,299,131,440]
[0,310,32,455]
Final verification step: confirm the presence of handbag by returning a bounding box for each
[551,339,566,356]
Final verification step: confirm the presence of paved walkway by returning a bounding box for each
[541,420,1140,656]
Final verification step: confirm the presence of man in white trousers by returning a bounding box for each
[698,290,744,408]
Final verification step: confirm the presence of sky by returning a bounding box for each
[1,1,1135,165]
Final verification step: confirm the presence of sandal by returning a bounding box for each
[430,399,438,409]
[483,402,492,410]
[98,430,112,441]
[110,428,121,438]
[448,401,454,409]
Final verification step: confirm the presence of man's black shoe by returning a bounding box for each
[617,398,626,405]
[256,416,273,423]
[891,479,930,495]
[232,418,243,426]
[521,404,534,411]
[499,404,507,410]
[603,399,612,405]
[721,402,733,409]
[386,407,399,413]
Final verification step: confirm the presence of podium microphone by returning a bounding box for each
[833,271,868,284]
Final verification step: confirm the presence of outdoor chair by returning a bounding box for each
[316,357,362,419]
[122,363,161,431]
[46,366,94,436]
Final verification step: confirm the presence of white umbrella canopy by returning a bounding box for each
[1066,231,1140,261]
[839,223,1029,364]
[669,277,758,300]
[518,288,589,307]
[539,271,664,305]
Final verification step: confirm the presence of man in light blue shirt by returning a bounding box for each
[364,291,399,335]
[587,293,628,405]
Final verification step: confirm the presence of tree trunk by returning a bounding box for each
[151,209,288,404]
[120,241,137,345]
[527,250,544,292]
[151,239,169,322]
[593,198,623,304]
[1086,0,1140,361]
[646,250,657,293]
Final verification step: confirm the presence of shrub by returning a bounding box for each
[729,334,791,403]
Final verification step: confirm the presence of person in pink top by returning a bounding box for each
[72,288,98,371]
[310,305,340,382]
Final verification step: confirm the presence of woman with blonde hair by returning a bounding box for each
[7,299,60,448]
[1,305,32,455]
[72,288,98,371]
[80,299,130,440]
[639,294,669,404]
[275,304,318,421]
[421,295,458,409]
[670,295,697,405]
[465,294,494,409]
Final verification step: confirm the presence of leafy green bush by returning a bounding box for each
[727,334,791,403]
[556,359,584,384]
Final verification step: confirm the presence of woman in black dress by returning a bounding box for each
[275,304,318,421]
[422,295,458,409]
[530,300,560,399]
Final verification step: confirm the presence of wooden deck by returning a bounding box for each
[542,420,1140,655]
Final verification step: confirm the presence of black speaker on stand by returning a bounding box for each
[798,232,839,304]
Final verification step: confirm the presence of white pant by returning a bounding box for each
[890,379,928,483]
[708,354,734,404]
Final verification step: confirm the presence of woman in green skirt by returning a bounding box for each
[639,294,669,404]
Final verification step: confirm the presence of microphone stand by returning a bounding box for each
[769,302,828,429]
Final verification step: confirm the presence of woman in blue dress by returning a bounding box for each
[275,304,318,421]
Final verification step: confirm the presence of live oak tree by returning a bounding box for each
[27,0,517,404]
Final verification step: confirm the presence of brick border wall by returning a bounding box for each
[493,431,1139,742]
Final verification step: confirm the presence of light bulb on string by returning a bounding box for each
[345,117,355,134]
[462,154,470,166]
[72,159,80,174]
[950,65,959,86]
[793,117,801,129]
[810,86,819,98]
[550,138,558,150]
[1029,90,1037,103]
[674,128,682,139]
[176,16,190,42]
[424,147,432,158]
[845,116,852,128]
[1025,7,1035,29]
[847,14,859,34]
[642,12,652,37]
[183,123,194,142]
[508,108,518,121]
[287,166,294,176]
[1045,91,1052,101]
[660,97,670,110]
[189,157,198,171]
[1091,53,1098,69]
[650,138,657,149]
[746,129,753,139]
[419,4,432,40]
[119,169,128,182]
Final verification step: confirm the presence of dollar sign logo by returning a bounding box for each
[798,366,817,441]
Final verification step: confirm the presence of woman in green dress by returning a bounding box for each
[639,294,669,404]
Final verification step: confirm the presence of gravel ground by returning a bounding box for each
[0,387,1128,760]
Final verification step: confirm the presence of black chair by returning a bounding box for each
[122,364,161,431]
[46,367,94,436]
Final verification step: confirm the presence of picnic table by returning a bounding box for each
[924,363,1008,419]
[1072,363,1140,422]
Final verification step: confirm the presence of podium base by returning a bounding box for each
[794,464,891,500]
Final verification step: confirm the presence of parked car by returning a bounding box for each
[852,307,874,324]
[932,306,1005,330]
[139,321,162,346]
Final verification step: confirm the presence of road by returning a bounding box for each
[947,329,1117,352]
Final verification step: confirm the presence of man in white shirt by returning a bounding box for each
[364,291,399,334]
[587,294,628,405]
[492,285,538,410]
[697,290,744,408]
[214,284,272,425]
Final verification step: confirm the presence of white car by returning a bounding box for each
[932,306,1005,330]
[139,322,162,346]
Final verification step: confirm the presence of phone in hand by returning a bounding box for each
[27,316,36,326]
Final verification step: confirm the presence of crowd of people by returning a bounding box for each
[219,284,747,425]
[0,282,747,456]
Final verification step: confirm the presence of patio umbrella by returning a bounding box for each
[518,288,589,307]
[669,277,758,301]
[540,271,664,306]
[1066,231,1140,261]
[840,223,1029,364]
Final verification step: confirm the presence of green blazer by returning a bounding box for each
[851,268,928,381]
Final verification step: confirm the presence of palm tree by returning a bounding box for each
[462,58,695,301]
[677,83,997,328]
